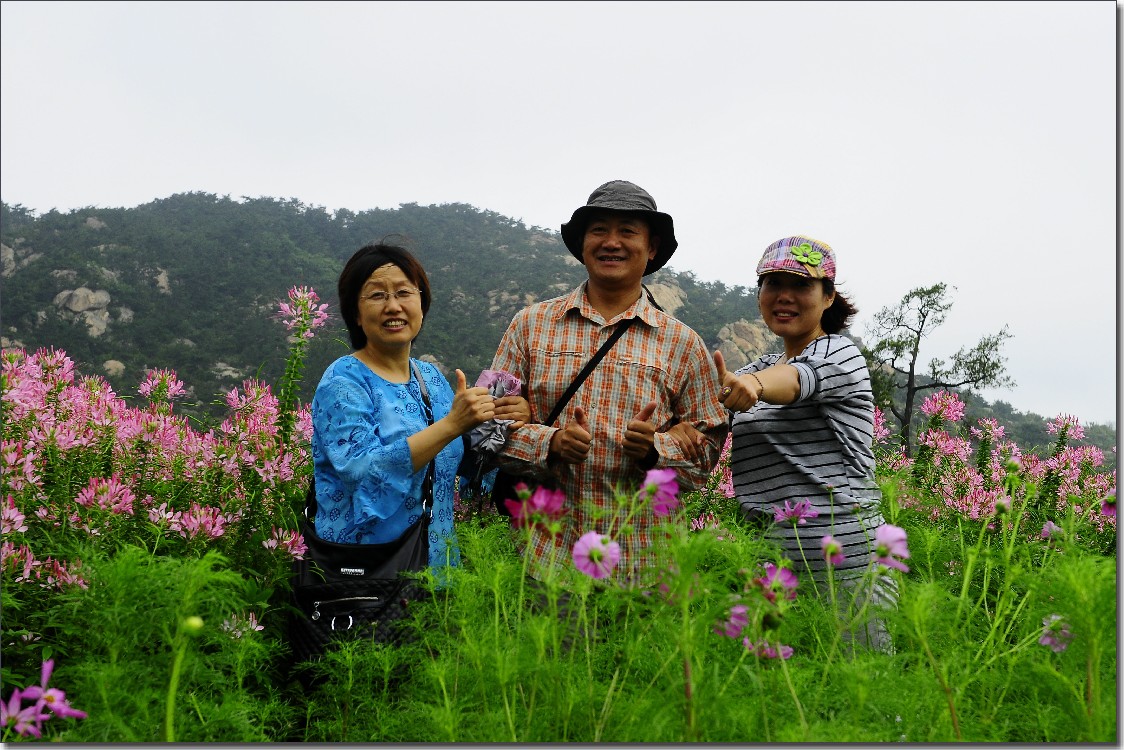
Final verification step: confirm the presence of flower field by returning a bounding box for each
[1,288,1116,742]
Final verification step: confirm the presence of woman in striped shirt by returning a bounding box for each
[677,235,896,651]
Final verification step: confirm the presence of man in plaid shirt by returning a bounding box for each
[490,180,729,581]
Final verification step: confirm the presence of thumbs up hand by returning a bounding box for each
[623,400,659,460]
[448,368,495,432]
[549,406,593,464]
[714,350,762,412]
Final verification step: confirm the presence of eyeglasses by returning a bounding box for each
[361,288,420,305]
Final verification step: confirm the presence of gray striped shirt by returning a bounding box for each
[731,334,885,576]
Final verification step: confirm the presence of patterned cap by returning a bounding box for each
[755,236,836,280]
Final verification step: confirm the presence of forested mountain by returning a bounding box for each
[1,194,1113,453]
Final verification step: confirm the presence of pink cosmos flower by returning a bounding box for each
[743,638,794,660]
[505,485,566,533]
[756,562,798,604]
[20,659,87,721]
[1039,614,1073,653]
[713,603,749,639]
[1,688,50,738]
[1101,490,1116,519]
[642,468,680,517]
[821,535,845,566]
[572,530,621,579]
[773,499,819,526]
[1039,520,1063,541]
[872,524,911,572]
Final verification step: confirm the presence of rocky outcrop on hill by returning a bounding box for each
[713,318,777,372]
[52,287,113,337]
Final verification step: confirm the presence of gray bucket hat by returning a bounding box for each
[560,180,677,275]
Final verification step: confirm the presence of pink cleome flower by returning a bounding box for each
[919,391,966,423]
[1046,414,1085,441]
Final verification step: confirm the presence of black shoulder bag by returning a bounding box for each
[491,315,638,512]
[288,362,436,663]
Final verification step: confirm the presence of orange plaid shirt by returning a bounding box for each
[490,283,729,581]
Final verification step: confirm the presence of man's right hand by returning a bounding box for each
[549,406,592,464]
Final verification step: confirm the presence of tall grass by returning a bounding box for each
[0,288,1115,742]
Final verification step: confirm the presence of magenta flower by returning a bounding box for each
[1039,614,1074,653]
[572,530,621,579]
[264,527,308,560]
[821,535,845,566]
[872,524,911,573]
[1101,490,1116,519]
[2,495,28,535]
[1047,414,1085,441]
[773,499,819,526]
[1,688,49,738]
[743,638,794,660]
[642,468,680,517]
[276,286,330,339]
[755,562,798,604]
[713,603,749,639]
[222,612,265,639]
[505,485,566,533]
[138,368,187,401]
[919,391,965,423]
[872,407,891,443]
[20,659,87,721]
[1039,520,1063,541]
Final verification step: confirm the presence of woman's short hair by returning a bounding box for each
[820,279,857,334]
[338,242,431,350]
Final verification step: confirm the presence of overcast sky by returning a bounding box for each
[2,1,1118,428]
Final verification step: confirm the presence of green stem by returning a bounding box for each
[919,635,961,741]
[164,640,187,742]
[777,650,808,738]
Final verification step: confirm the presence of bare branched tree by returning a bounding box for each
[863,282,1014,455]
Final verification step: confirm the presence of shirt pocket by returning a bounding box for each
[598,350,674,427]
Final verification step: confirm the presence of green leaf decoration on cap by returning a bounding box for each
[791,243,823,266]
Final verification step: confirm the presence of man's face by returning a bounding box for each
[580,211,658,290]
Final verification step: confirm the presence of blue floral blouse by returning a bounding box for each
[310,355,462,572]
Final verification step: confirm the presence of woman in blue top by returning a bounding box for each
[311,242,528,574]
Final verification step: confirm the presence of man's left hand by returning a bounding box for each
[623,401,658,460]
